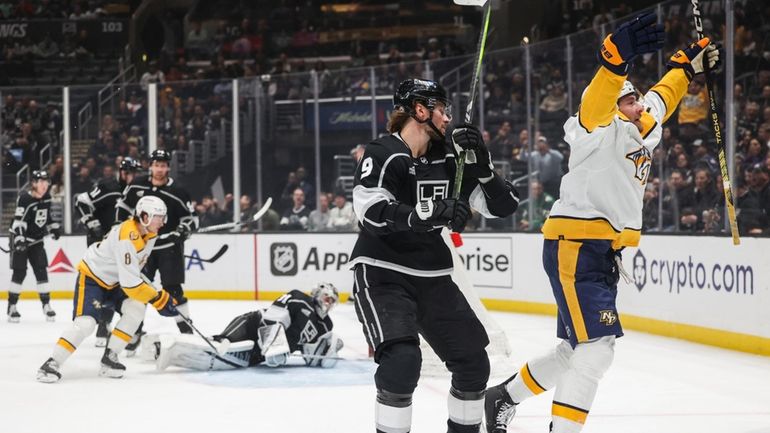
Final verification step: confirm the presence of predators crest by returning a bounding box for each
[625,147,652,185]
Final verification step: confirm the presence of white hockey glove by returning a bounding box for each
[258,323,290,368]
[302,332,344,368]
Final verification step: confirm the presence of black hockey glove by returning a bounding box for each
[86,220,105,241]
[48,224,62,241]
[13,237,28,252]
[409,198,471,233]
[150,290,178,317]
[176,224,192,241]
[451,123,494,182]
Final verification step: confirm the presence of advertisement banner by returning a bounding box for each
[303,99,392,132]
[0,19,128,55]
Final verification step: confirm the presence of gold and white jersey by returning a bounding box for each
[543,66,690,249]
[77,218,158,303]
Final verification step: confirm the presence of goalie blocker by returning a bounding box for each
[153,285,342,371]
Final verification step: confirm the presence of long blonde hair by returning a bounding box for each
[386,108,412,134]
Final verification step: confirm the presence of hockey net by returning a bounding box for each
[418,230,513,377]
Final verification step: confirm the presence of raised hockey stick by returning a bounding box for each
[691,0,740,245]
[183,244,229,263]
[450,0,492,247]
[196,197,273,233]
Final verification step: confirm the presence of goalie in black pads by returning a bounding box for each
[153,283,342,370]
[75,157,140,345]
[116,149,198,335]
[6,170,62,323]
[348,78,519,433]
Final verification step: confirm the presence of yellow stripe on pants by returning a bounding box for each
[76,273,87,317]
[557,240,589,342]
[552,401,589,424]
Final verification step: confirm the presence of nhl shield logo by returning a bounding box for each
[632,250,647,292]
[270,243,298,276]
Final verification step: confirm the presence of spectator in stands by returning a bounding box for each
[538,83,568,127]
[295,166,314,209]
[521,136,563,198]
[740,136,766,172]
[663,169,694,231]
[738,100,762,138]
[691,139,717,174]
[517,180,554,232]
[674,152,693,184]
[677,79,709,141]
[140,61,166,91]
[278,171,298,213]
[280,188,310,231]
[488,121,515,161]
[749,164,770,213]
[198,195,227,227]
[72,165,94,195]
[308,193,331,232]
[327,191,356,232]
[678,168,717,232]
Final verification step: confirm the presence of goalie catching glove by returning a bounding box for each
[667,37,721,80]
[302,332,344,368]
[451,123,494,183]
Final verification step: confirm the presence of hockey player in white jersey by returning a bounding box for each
[485,12,720,433]
[36,196,179,383]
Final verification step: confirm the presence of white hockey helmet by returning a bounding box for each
[135,196,168,226]
[311,283,339,318]
[618,80,637,101]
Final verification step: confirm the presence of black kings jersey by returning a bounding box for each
[349,134,472,276]
[10,191,55,241]
[75,177,125,229]
[262,290,333,353]
[116,176,198,249]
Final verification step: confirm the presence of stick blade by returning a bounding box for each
[208,244,229,262]
[454,0,487,5]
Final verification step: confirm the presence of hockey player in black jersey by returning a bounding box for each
[6,170,62,323]
[154,283,342,371]
[349,78,520,433]
[115,149,199,335]
[75,157,140,346]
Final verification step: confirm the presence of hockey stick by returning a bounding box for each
[450,0,492,247]
[691,0,740,245]
[0,237,46,254]
[183,244,228,263]
[196,196,273,233]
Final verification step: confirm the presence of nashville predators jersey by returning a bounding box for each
[543,66,691,249]
[77,218,158,303]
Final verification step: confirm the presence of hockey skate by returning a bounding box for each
[7,304,20,323]
[99,349,126,378]
[124,330,145,358]
[42,303,56,322]
[36,358,61,383]
[95,322,110,348]
[484,377,518,433]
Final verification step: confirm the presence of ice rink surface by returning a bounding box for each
[1,299,769,433]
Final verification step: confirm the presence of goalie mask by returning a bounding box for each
[311,283,339,318]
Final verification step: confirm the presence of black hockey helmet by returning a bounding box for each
[393,78,451,118]
[150,149,172,163]
[31,170,50,181]
[119,157,141,172]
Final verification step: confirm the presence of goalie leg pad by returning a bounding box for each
[375,339,421,395]
[258,323,290,367]
[551,336,615,432]
[156,335,253,371]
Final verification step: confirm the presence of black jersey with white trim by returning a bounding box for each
[75,177,124,229]
[10,191,54,241]
[115,176,198,249]
[262,290,333,353]
[349,134,475,276]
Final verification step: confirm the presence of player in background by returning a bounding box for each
[349,78,520,433]
[6,170,62,323]
[75,157,141,346]
[116,149,198,336]
[36,196,178,383]
[484,13,720,433]
[153,283,341,371]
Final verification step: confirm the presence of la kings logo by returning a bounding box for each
[270,243,298,276]
[417,180,449,201]
[34,209,48,227]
